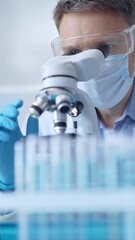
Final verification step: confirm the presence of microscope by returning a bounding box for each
[29,48,107,136]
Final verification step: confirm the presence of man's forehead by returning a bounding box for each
[59,11,128,38]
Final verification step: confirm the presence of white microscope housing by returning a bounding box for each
[29,49,106,137]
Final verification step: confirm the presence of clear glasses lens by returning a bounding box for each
[51,25,135,57]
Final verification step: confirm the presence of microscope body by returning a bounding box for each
[29,49,105,137]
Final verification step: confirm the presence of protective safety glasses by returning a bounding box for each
[51,24,135,56]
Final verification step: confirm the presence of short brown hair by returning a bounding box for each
[53,0,135,30]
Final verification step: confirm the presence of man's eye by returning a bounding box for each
[63,49,81,56]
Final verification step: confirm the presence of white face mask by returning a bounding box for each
[78,54,134,109]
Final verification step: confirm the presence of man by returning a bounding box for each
[0,0,135,202]
[52,0,135,135]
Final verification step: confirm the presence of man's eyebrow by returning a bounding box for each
[61,35,119,53]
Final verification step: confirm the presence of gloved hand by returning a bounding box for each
[0,99,23,141]
[0,99,23,190]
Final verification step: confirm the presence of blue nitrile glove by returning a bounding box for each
[0,99,23,190]
[0,99,23,141]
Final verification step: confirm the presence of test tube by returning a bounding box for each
[14,139,26,191]
[75,136,90,189]
[34,137,51,191]
[25,135,38,191]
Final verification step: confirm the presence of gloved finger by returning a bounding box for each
[0,99,23,119]
[1,105,20,119]
[0,116,18,130]
[0,129,11,141]
[10,99,23,109]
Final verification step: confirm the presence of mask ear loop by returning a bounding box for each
[121,25,135,78]
[128,24,135,54]
[128,47,135,78]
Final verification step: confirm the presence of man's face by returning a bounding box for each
[59,11,135,77]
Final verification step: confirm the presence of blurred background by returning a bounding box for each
[0,0,58,124]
